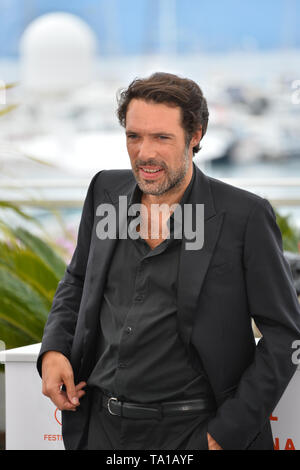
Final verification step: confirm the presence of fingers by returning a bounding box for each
[43,382,75,411]
[41,352,87,412]
[44,381,87,412]
[61,381,87,411]
[55,388,78,412]
[63,370,78,406]
[75,381,87,392]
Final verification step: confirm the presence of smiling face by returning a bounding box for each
[125,99,201,199]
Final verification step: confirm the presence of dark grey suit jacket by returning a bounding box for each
[37,164,300,450]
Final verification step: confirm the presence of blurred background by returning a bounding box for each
[0,0,300,447]
[1,0,300,225]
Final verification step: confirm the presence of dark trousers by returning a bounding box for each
[87,389,213,450]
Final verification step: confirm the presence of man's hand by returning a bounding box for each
[207,432,223,450]
[41,351,86,411]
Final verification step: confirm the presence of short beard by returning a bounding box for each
[133,146,190,196]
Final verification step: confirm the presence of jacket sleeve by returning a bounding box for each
[207,197,300,449]
[36,171,102,377]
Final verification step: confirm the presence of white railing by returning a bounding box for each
[1,178,300,188]
[0,178,300,208]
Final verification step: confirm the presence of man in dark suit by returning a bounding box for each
[37,72,300,450]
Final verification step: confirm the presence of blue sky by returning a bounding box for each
[0,0,299,57]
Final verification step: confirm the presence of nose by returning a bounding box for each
[137,137,156,159]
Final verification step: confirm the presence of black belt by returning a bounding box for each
[102,394,216,420]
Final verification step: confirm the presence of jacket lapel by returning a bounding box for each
[177,165,225,349]
[79,180,136,378]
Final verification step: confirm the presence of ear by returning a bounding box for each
[190,127,203,148]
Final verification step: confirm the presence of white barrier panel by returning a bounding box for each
[0,343,299,450]
[0,344,64,450]
[269,374,299,450]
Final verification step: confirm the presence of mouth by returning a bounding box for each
[139,166,165,180]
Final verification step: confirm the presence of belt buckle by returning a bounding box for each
[107,397,118,416]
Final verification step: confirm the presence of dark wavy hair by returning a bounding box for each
[116,72,209,155]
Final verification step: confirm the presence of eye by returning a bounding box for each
[158,135,169,140]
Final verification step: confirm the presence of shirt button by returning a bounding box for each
[125,326,132,334]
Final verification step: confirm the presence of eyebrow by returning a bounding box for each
[126,130,176,137]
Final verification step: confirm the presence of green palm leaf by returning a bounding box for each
[0,201,42,225]
[0,191,74,354]
[0,82,18,91]
[13,228,66,278]
[0,318,35,351]
[0,242,60,303]
[0,266,49,341]
[0,203,67,350]
[0,104,19,116]
[274,209,300,253]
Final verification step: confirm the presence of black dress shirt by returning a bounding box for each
[87,164,213,403]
